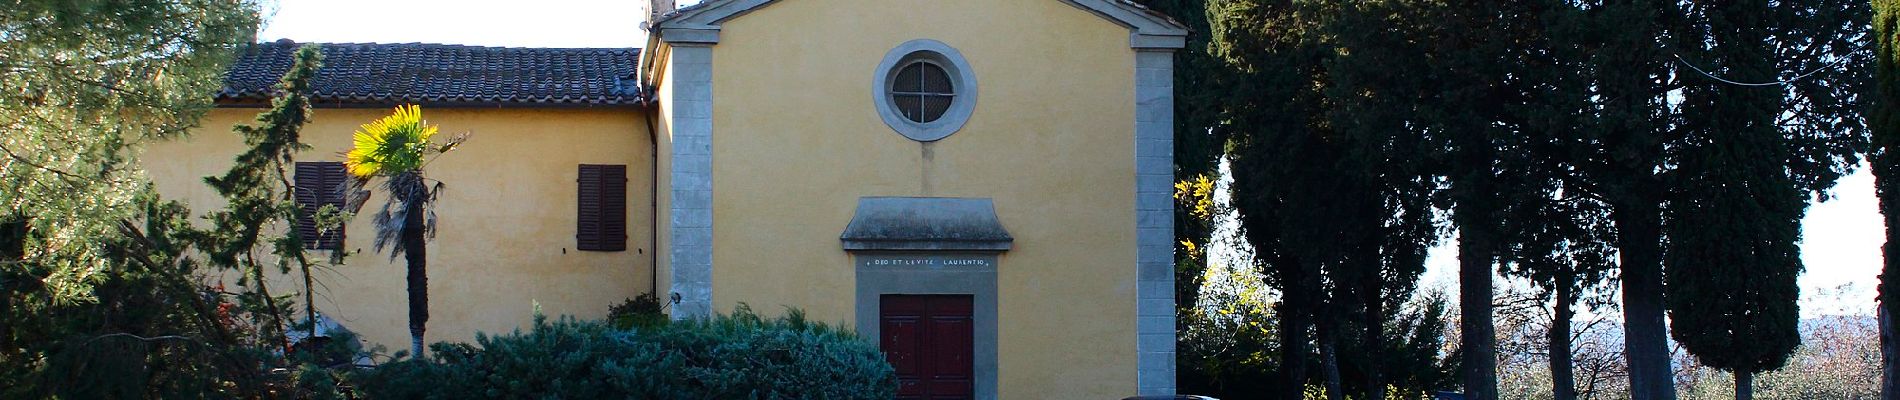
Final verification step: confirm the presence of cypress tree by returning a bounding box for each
[1418,1,1514,396]
[1404,1,1566,397]
[1211,1,1443,397]
[1496,3,1620,399]
[1873,0,1900,396]
[1667,1,1868,399]
[1206,0,1328,393]
[1578,2,1684,397]
[1666,5,1804,394]
[1320,2,1440,398]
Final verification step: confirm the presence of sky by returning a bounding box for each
[257,0,653,48]
[259,0,1889,317]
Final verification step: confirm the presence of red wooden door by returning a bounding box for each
[881,294,975,400]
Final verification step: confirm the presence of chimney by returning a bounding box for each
[640,0,676,29]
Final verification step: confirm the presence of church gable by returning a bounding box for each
[649,0,1186,48]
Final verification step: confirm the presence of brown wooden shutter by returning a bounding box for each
[295,161,347,250]
[577,164,628,251]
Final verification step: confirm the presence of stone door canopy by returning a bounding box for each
[840,197,1014,252]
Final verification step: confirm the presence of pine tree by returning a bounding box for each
[1418,2,1515,396]
[0,0,259,301]
[0,0,275,396]
[1,39,344,398]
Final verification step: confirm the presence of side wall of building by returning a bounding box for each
[704,0,1141,397]
[144,107,655,350]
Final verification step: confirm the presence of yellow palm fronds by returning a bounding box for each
[346,104,439,178]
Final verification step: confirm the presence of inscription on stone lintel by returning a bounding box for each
[859,254,995,268]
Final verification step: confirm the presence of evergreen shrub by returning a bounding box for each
[352,304,895,399]
[608,293,667,330]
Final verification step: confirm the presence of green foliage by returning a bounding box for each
[1365,292,1459,399]
[1180,260,1282,397]
[1193,0,1870,398]
[607,292,668,330]
[1180,260,1457,399]
[1872,0,1900,393]
[354,305,896,400]
[1664,1,1868,392]
[182,43,328,350]
[0,5,369,395]
[3,257,280,399]
[1206,0,1444,396]
[286,322,371,400]
[1174,174,1219,307]
[1498,164,1618,400]
[1,0,260,302]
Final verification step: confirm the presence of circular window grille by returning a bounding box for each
[891,61,955,123]
[874,40,976,142]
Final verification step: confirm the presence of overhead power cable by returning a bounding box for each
[1674,53,1846,87]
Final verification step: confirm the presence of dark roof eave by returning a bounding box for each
[213,96,651,109]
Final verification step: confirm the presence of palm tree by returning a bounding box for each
[343,105,465,358]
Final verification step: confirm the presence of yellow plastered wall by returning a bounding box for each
[707,0,1140,397]
[144,107,655,351]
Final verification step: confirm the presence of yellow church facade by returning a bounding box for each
[146,1,1184,398]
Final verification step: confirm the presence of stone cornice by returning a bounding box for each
[649,0,1187,49]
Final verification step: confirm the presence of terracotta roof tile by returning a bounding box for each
[218,40,643,107]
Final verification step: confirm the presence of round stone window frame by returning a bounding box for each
[874,39,977,142]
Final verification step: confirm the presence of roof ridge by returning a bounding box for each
[260,39,641,52]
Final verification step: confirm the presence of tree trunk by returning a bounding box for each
[248,257,288,351]
[1363,270,1387,400]
[1280,270,1313,394]
[1884,307,1896,400]
[404,196,429,360]
[1319,323,1344,400]
[1615,201,1676,400]
[0,218,20,352]
[0,271,9,353]
[1551,272,1578,400]
[1459,226,1498,400]
[1735,369,1754,400]
[302,262,318,338]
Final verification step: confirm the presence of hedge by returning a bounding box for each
[352,305,895,399]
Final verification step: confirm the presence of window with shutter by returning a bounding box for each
[577,164,628,251]
[294,161,347,250]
